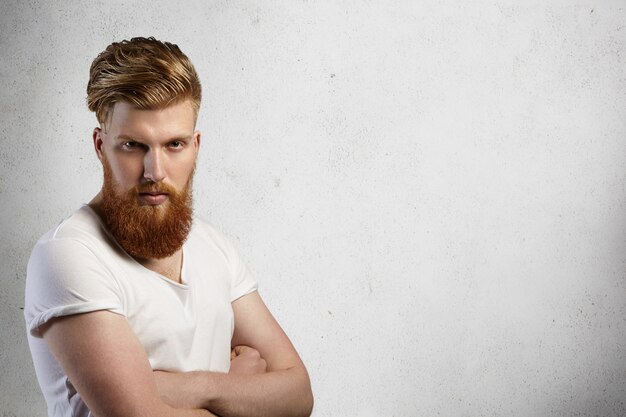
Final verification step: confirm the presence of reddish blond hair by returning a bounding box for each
[87,37,201,124]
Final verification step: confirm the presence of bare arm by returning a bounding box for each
[154,291,314,417]
[42,311,216,417]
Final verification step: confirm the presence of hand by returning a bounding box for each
[229,345,267,375]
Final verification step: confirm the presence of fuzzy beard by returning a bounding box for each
[99,157,194,260]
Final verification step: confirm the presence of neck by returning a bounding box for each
[88,192,104,216]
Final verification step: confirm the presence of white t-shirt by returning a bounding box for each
[24,205,258,417]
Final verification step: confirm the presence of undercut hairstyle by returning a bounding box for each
[87,37,202,125]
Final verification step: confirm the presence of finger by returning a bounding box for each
[233,345,251,356]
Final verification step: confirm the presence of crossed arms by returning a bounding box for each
[41,291,313,417]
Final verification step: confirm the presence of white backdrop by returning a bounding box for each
[1,1,625,416]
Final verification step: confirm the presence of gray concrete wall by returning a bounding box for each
[1,1,625,416]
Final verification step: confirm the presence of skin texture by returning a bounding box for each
[41,101,313,416]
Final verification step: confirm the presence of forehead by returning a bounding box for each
[106,101,196,138]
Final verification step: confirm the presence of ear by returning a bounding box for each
[193,130,201,153]
[93,128,104,161]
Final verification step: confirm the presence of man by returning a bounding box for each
[24,37,313,417]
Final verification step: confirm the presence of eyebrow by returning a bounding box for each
[115,134,193,142]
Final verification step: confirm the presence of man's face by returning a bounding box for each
[95,100,200,202]
[93,101,201,259]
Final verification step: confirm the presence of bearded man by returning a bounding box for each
[24,37,313,417]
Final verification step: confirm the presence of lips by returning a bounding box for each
[138,192,169,205]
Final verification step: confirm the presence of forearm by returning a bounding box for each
[154,370,216,410]
[209,366,312,417]
[154,367,313,417]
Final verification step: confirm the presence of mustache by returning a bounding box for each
[133,182,177,194]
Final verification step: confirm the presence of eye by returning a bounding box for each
[168,140,184,150]
[121,140,143,151]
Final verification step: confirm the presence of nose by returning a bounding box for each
[143,149,166,183]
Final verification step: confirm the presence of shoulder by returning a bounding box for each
[35,205,111,249]
[27,205,124,292]
[188,216,237,254]
[186,218,258,298]
[25,207,126,337]
[186,217,251,273]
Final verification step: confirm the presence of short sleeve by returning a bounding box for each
[222,236,258,302]
[24,238,125,338]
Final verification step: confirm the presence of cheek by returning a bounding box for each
[110,160,143,187]
[177,156,197,182]
[175,167,194,187]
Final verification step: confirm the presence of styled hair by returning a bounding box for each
[87,37,201,124]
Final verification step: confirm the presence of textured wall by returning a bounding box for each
[1,1,625,416]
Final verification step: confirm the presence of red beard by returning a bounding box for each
[99,157,194,259]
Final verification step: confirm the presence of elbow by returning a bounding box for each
[291,384,313,417]
[301,388,314,417]
[297,368,314,417]
[283,364,314,417]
